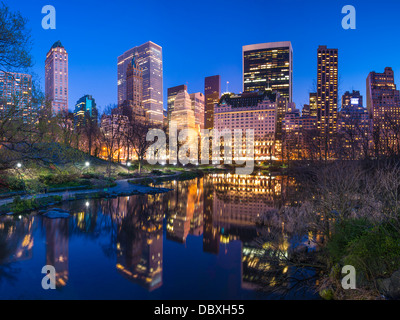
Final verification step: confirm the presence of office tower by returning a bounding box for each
[167,84,187,123]
[45,41,68,114]
[170,89,195,132]
[74,94,98,127]
[366,67,400,153]
[204,75,221,129]
[126,55,143,108]
[243,41,293,102]
[118,41,163,124]
[316,46,338,137]
[0,71,33,122]
[189,92,205,130]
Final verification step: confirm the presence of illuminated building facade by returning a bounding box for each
[45,41,68,114]
[170,89,196,132]
[189,92,205,130]
[73,94,98,127]
[204,75,221,129]
[339,90,371,159]
[0,71,33,123]
[167,84,187,123]
[366,67,400,153]
[214,91,277,160]
[243,41,293,102]
[126,55,143,109]
[316,46,338,138]
[118,41,163,124]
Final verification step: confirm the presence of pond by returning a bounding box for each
[0,174,319,300]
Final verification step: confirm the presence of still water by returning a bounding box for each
[0,174,319,300]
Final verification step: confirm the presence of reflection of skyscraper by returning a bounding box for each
[0,216,34,264]
[115,196,163,291]
[44,218,69,287]
[118,41,163,124]
[203,178,220,254]
[166,179,204,243]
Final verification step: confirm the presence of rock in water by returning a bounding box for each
[43,209,70,219]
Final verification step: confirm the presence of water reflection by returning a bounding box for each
[0,174,318,299]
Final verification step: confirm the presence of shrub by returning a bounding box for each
[327,218,373,263]
[344,223,400,280]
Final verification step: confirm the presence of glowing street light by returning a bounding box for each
[85,162,90,167]
[127,162,131,167]
[16,163,22,168]
[85,201,90,207]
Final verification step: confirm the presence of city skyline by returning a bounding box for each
[8,0,400,114]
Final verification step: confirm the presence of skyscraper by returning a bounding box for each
[126,55,143,108]
[0,71,33,123]
[204,75,221,130]
[170,89,195,132]
[118,41,163,124]
[366,67,400,153]
[167,84,187,123]
[243,42,293,102]
[74,94,98,127]
[316,46,338,137]
[189,92,205,130]
[45,41,68,114]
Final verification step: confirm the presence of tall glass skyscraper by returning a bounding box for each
[243,42,292,102]
[118,41,163,124]
[45,41,69,114]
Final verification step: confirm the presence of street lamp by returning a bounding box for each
[85,161,90,167]
[127,162,131,167]
[16,163,22,168]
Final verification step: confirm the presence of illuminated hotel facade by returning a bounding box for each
[243,41,293,102]
[45,41,69,114]
[214,91,278,160]
[117,41,163,124]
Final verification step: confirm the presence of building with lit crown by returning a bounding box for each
[45,41,68,114]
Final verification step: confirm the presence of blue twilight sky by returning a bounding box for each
[7,0,400,113]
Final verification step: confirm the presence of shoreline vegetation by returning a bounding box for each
[2,153,400,300]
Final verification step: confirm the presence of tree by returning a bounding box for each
[0,2,32,72]
[126,116,158,175]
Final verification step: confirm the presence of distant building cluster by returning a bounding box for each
[3,38,400,162]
